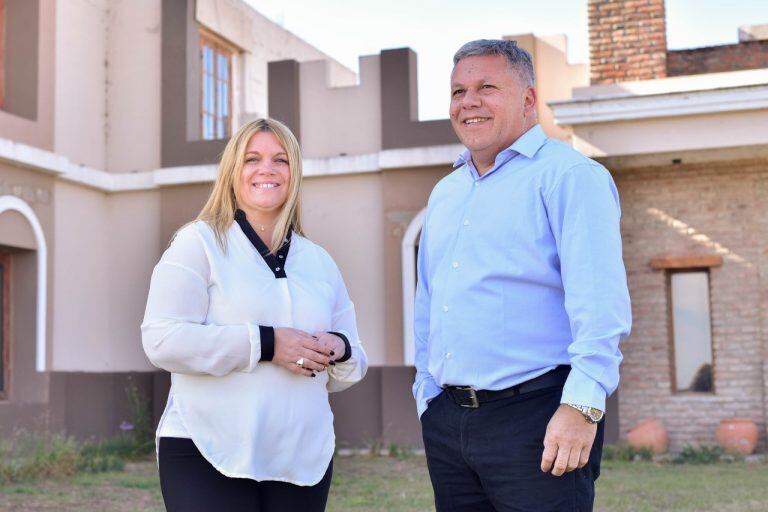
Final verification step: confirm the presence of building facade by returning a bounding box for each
[1,0,766,452]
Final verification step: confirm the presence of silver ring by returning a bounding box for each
[295,357,305,368]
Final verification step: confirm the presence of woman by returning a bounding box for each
[141,118,368,511]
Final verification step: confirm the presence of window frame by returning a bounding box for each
[0,252,10,400]
[665,267,715,394]
[199,27,236,141]
[652,255,721,395]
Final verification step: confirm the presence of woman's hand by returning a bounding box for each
[313,332,347,362]
[273,328,332,377]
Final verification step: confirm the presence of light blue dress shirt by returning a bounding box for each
[413,124,631,417]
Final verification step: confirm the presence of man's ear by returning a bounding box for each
[524,86,537,116]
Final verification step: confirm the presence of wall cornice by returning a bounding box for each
[0,137,463,193]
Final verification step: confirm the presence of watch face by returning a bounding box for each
[587,408,604,422]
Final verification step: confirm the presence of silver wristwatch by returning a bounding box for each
[565,404,604,424]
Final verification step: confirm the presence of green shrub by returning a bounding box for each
[602,444,653,462]
[77,451,125,473]
[109,379,155,459]
[673,445,724,465]
[0,382,154,484]
[0,431,80,484]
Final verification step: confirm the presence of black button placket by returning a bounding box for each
[234,209,291,279]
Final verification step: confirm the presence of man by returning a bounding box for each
[413,39,631,511]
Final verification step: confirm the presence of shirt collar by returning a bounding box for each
[234,209,292,279]
[452,124,548,171]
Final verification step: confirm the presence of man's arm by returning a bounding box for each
[541,163,632,476]
[412,218,442,417]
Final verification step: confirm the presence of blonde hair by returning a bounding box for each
[196,118,305,254]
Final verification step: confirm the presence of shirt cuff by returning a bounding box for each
[258,325,275,361]
[415,376,442,418]
[328,331,352,362]
[244,323,263,371]
[560,365,607,411]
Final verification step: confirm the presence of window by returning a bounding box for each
[0,0,5,109]
[200,29,234,140]
[0,252,9,400]
[668,270,714,393]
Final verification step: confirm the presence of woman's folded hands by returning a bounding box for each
[273,327,341,377]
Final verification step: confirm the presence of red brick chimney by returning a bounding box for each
[588,0,668,84]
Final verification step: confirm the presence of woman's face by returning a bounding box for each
[236,131,291,221]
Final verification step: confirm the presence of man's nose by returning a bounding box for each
[462,89,482,108]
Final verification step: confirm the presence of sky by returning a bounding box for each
[245,0,768,120]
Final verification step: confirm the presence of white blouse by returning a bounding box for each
[141,219,368,485]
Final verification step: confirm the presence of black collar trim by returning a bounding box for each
[234,209,291,279]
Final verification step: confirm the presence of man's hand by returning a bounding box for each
[540,404,597,476]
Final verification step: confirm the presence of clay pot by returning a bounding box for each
[626,419,668,454]
[716,418,759,455]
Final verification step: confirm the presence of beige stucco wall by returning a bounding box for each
[197,0,357,122]
[302,173,386,365]
[52,182,159,372]
[106,0,162,173]
[300,55,382,158]
[571,110,768,157]
[54,0,109,170]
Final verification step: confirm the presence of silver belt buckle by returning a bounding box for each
[456,386,479,408]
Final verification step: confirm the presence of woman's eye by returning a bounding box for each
[276,158,288,164]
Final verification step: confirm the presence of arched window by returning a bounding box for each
[401,207,426,366]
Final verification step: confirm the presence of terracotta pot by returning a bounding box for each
[626,419,668,454]
[716,418,759,455]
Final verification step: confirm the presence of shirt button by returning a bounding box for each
[275,267,281,271]
[474,181,479,187]
[445,352,452,359]
[463,219,470,226]
[452,261,459,268]
[443,305,449,312]
[278,255,284,259]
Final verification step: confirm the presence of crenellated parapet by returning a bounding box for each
[269,38,586,160]
[269,48,458,159]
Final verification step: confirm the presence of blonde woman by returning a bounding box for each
[141,118,367,511]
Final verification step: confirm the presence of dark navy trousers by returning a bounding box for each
[421,385,604,512]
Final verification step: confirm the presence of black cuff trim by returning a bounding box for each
[259,325,275,361]
[328,331,352,362]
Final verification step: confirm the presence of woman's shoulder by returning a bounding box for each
[162,220,221,265]
[170,220,211,247]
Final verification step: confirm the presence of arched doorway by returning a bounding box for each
[0,196,47,373]
[400,207,426,366]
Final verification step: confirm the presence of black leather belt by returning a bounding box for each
[444,365,570,408]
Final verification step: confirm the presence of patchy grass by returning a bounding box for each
[1,455,767,511]
[595,460,768,512]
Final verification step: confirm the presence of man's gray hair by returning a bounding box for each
[453,39,535,86]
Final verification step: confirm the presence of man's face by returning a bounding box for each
[450,54,536,169]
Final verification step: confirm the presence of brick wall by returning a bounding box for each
[614,160,768,452]
[667,40,768,76]
[589,0,667,84]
